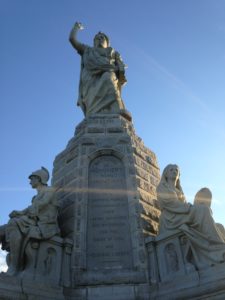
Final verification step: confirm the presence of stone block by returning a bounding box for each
[87,285,135,300]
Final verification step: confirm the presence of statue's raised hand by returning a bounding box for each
[74,22,84,31]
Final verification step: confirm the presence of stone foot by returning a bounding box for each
[6,266,18,276]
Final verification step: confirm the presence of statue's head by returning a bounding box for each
[94,32,110,48]
[158,164,185,202]
[162,164,180,183]
[194,187,212,207]
[28,166,49,188]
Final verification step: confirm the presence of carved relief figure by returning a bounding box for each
[157,164,225,269]
[69,22,127,116]
[44,248,56,275]
[0,167,60,275]
[165,243,179,273]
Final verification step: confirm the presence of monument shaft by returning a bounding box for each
[52,114,160,291]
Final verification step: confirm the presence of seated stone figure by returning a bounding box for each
[194,187,212,207]
[157,164,225,269]
[69,21,127,116]
[0,167,60,275]
[194,187,225,239]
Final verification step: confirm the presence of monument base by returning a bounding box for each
[146,231,225,299]
[149,263,225,299]
[0,274,64,300]
[2,273,225,300]
[63,284,150,300]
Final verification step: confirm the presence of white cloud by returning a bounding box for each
[0,250,8,273]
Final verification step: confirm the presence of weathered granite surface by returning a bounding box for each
[146,230,225,300]
[144,164,225,300]
[0,273,64,299]
[52,113,161,292]
[1,120,225,299]
[146,231,225,300]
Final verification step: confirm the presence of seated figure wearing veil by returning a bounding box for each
[157,164,225,269]
[69,22,127,116]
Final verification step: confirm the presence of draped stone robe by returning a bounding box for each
[6,186,60,242]
[157,182,225,269]
[76,44,126,116]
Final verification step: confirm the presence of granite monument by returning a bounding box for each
[1,21,225,300]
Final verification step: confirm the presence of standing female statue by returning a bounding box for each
[157,164,225,269]
[69,22,127,116]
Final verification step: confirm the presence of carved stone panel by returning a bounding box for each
[87,155,132,270]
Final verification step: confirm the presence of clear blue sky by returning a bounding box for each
[1,0,225,229]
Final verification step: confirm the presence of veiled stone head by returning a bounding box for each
[162,164,180,183]
[194,187,212,207]
[159,164,185,201]
[94,32,110,48]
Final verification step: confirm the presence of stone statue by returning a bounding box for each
[0,167,60,275]
[194,187,225,240]
[194,187,212,207]
[157,164,225,269]
[69,22,127,116]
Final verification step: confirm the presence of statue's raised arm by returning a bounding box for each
[69,22,127,116]
[69,22,86,54]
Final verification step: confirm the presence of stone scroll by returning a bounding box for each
[87,155,132,269]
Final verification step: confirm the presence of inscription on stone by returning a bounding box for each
[87,155,132,269]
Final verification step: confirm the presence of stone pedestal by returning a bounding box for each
[146,232,225,299]
[0,236,73,299]
[52,113,161,296]
[1,113,225,299]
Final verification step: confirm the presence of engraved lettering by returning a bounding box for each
[87,156,132,269]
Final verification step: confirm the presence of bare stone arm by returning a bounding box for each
[69,22,85,54]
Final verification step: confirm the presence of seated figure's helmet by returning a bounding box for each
[28,167,49,185]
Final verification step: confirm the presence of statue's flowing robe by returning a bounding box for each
[157,182,225,268]
[77,45,126,116]
[6,187,60,241]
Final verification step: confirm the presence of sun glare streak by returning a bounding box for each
[54,187,138,197]
[131,44,210,112]
[0,187,31,192]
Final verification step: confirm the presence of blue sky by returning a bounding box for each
[1,0,225,234]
